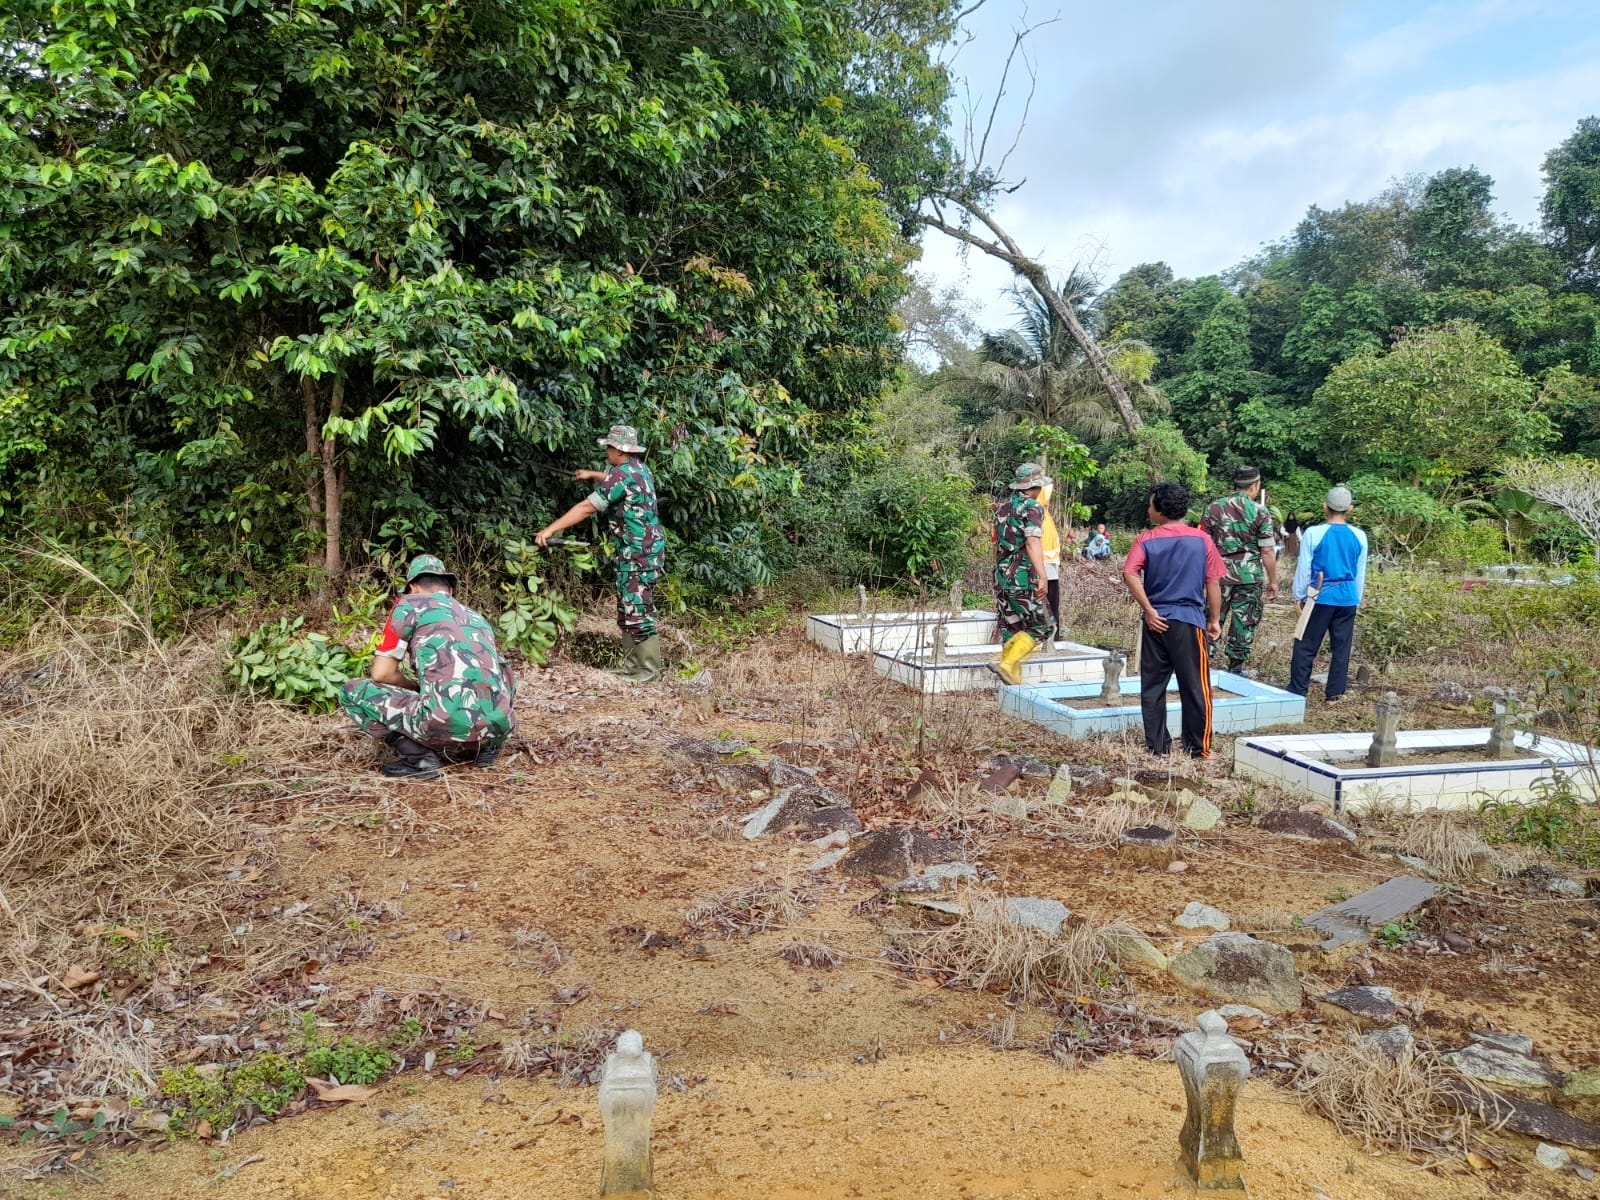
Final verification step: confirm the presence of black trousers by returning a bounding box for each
[1140,620,1212,758]
[1046,577,1060,640]
[1288,604,1358,699]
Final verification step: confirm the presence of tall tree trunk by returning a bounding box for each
[921,199,1144,435]
[300,376,324,565]
[321,376,344,579]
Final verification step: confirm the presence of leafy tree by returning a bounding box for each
[1501,457,1600,551]
[1093,421,1210,524]
[1404,167,1500,289]
[1313,321,1554,494]
[1346,475,1462,558]
[1542,116,1600,287]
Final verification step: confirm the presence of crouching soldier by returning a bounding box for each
[339,555,517,779]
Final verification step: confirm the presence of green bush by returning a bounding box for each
[496,540,585,662]
[1416,519,1509,568]
[225,616,370,712]
[159,1053,306,1134]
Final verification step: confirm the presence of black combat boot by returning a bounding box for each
[473,742,503,769]
[381,734,444,780]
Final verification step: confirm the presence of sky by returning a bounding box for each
[917,0,1600,329]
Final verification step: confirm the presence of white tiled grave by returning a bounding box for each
[1234,728,1597,814]
[805,610,996,655]
[873,640,1110,694]
[1001,671,1305,738]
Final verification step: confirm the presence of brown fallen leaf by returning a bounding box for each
[1465,1151,1495,1171]
[305,1079,378,1103]
[195,1118,213,1139]
[61,964,100,990]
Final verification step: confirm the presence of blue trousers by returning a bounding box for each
[1288,604,1357,699]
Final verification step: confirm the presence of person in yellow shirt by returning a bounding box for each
[1040,484,1062,644]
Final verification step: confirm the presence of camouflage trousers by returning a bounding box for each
[995,582,1055,644]
[339,679,514,749]
[1212,580,1265,669]
[615,566,659,642]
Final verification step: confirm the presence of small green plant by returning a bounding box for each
[1481,776,1600,866]
[226,616,370,711]
[159,1053,306,1134]
[297,1015,393,1084]
[449,1033,478,1064]
[496,540,584,663]
[1377,918,1416,947]
[1323,885,1351,904]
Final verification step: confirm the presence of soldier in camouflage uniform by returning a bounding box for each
[991,463,1055,684]
[537,424,666,682]
[339,554,517,779]
[1201,465,1279,673]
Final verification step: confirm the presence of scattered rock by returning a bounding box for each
[840,827,960,880]
[1304,876,1437,949]
[1168,933,1302,1014]
[924,861,980,883]
[1119,825,1178,864]
[988,795,1029,821]
[1318,985,1400,1025]
[1257,810,1357,843]
[767,756,818,789]
[1001,897,1072,935]
[1181,796,1223,832]
[1446,1085,1600,1148]
[671,737,750,763]
[891,862,978,894]
[706,761,774,794]
[1361,1025,1415,1060]
[1167,861,1189,873]
[1216,1004,1269,1022]
[988,754,1053,779]
[1433,681,1472,705]
[1100,926,1168,973]
[1044,765,1072,808]
[1565,1068,1600,1098]
[1442,931,1474,952]
[900,896,965,918]
[1536,1143,1572,1171]
[1173,902,1231,932]
[806,848,849,872]
[742,785,861,840]
[977,764,1023,793]
[1471,1031,1535,1055]
[1547,876,1586,899]
[1066,765,1112,797]
[1446,1042,1560,1090]
[809,829,851,851]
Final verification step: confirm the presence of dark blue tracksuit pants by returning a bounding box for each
[1288,604,1358,699]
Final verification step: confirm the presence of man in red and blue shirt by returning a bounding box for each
[1123,482,1225,759]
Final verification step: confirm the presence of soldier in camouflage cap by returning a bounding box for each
[537,425,667,682]
[338,555,518,779]
[1200,465,1279,673]
[990,463,1055,684]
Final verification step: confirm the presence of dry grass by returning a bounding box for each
[1046,799,1147,848]
[1294,1036,1497,1152]
[680,881,813,938]
[1402,811,1496,881]
[0,630,310,895]
[508,928,567,974]
[776,939,843,969]
[903,894,1120,1002]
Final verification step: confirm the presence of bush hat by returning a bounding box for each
[598,424,647,454]
[1325,486,1354,513]
[404,554,458,588]
[1009,463,1053,492]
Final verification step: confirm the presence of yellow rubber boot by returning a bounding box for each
[995,632,1037,685]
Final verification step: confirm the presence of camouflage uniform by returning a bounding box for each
[993,491,1054,643]
[1201,490,1276,669]
[588,458,665,642]
[339,592,516,749]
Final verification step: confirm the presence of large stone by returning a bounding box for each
[891,862,978,894]
[1119,825,1178,864]
[1304,876,1436,949]
[1471,1031,1534,1055]
[988,754,1053,779]
[1434,681,1472,705]
[1535,1143,1572,1171]
[1317,986,1400,1026]
[1182,797,1223,832]
[1257,810,1357,843]
[1445,1084,1600,1148]
[988,795,1029,822]
[741,785,861,840]
[1547,876,1586,899]
[1065,764,1112,798]
[1564,1067,1600,1098]
[1168,934,1303,1014]
[1446,1042,1560,1090]
[1100,926,1169,973]
[840,827,960,880]
[1134,768,1204,792]
[977,764,1023,793]
[767,756,819,789]
[1002,897,1072,935]
[670,737,750,764]
[1173,902,1231,932]
[1044,765,1072,808]
[1361,1025,1415,1060]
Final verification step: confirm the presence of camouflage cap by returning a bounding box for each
[598,424,646,454]
[403,554,458,588]
[1008,463,1053,492]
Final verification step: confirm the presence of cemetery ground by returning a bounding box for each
[2,565,1599,1199]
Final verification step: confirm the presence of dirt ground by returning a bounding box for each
[4,579,1599,1199]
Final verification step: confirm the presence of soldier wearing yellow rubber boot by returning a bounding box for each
[991,463,1055,685]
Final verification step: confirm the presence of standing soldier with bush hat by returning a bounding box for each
[1201,464,1278,673]
[990,463,1054,684]
[536,425,666,682]
[339,555,517,779]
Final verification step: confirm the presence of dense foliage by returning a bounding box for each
[1,0,962,603]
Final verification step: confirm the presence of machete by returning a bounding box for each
[1294,571,1325,642]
